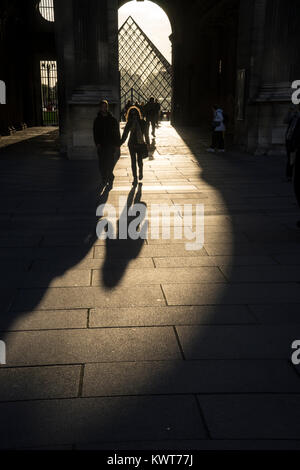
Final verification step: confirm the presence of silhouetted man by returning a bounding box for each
[93,100,120,189]
[154,99,161,127]
[144,97,157,138]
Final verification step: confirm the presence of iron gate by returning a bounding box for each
[40,60,59,126]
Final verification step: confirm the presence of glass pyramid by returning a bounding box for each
[119,16,172,112]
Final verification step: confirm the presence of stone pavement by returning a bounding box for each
[0,123,300,450]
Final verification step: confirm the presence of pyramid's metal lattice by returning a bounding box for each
[119,16,172,111]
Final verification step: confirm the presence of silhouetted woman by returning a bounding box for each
[120,106,150,186]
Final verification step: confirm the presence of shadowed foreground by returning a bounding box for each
[0,124,300,450]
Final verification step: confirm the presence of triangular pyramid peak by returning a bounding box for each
[119,15,138,31]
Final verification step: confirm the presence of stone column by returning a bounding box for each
[54,0,119,159]
[235,0,300,155]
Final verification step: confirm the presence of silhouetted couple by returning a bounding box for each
[94,101,150,189]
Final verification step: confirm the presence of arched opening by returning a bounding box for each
[118,0,173,122]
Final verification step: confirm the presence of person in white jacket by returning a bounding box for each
[207,105,226,152]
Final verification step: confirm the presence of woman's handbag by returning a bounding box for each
[136,142,149,159]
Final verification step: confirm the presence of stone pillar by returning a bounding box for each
[54,0,119,159]
[235,0,300,155]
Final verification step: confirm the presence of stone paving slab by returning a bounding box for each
[11,286,165,311]
[91,267,226,286]
[0,289,16,313]
[94,244,208,258]
[162,282,300,305]
[175,325,300,359]
[78,439,300,450]
[3,327,180,366]
[20,270,92,288]
[0,128,56,149]
[273,255,300,265]
[31,257,155,271]
[82,360,300,397]
[0,235,42,247]
[204,242,269,256]
[0,271,26,287]
[0,309,88,331]
[0,365,80,401]
[0,395,205,449]
[248,304,300,324]
[153,255,277,268]
[261,242,300,255]
[0,259,32,272]
[199,395,300,439]
[220,265,300,282]
[89,305,254,327]
[0,248,34,258]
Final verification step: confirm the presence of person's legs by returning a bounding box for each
[97,147,109,186]
[212,131,218,149]
[145,120,151,138]
[207,132,216,152]
[129,145,138,183]
[137,152,144,180]
[151,120,156,137]
[217,132,225,151]
[107,146,120,188]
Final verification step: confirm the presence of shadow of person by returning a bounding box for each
[101,183,147,288]
[148,139,156,161]
[0,130,116,335]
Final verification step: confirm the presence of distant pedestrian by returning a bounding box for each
[144,97,157,138]
[140,102,146,119]
[284,104,300,181]
[154,99,161,127]
[120,106,150,186]
[93,100,121,189]
[207,105,226,153]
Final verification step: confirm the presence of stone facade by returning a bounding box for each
[235,0,300,155]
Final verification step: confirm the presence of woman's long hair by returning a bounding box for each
[126,106,143,123]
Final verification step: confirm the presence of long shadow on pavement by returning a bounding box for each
[1,127,300,449]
